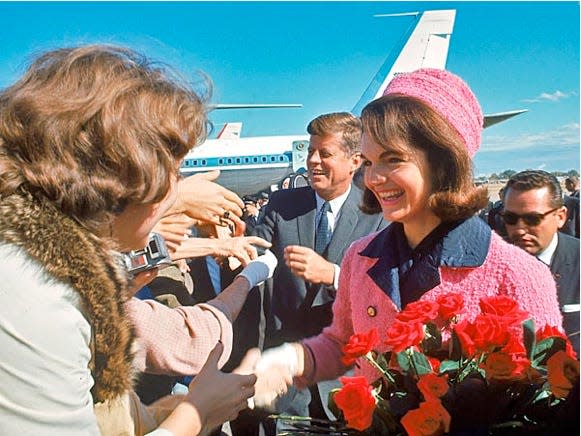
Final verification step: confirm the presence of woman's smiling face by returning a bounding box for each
[361,131,435,228]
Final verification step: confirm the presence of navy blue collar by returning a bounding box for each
[360,216,491,309]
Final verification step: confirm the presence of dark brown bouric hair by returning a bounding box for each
[360,94,488,220]
[0,44,211,234]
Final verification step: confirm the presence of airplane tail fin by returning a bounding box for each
[483,109,528,128]
[217,122,242,140]
[352,9,456,115]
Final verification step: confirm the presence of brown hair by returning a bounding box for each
[506,170,564,208]
[360,95,488,220]
[307,112,362,155]
[0,45,210,234]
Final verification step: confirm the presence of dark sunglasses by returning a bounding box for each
[500,207,560,226]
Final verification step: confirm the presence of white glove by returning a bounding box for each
[255,343,299,376]
[250,343,299,410]
[237,249,277,288]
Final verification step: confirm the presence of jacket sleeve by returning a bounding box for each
[127,297,233,375]
[298,243,358,386]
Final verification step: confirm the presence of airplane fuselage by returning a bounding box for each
[180,135,309,196]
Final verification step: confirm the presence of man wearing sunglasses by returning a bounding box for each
[503,170,579,356]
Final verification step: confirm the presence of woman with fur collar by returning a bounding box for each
[0,45,259,435]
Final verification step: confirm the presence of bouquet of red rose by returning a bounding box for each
[272,293,579,435]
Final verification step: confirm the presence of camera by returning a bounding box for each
[123,232,172,274]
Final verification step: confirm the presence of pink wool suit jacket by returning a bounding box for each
[300,217,563,385]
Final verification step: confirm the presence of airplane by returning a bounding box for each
[180,9,527,197]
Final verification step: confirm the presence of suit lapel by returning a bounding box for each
[326,186,359,263]
[297,189,317,248]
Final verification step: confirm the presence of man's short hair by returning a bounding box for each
[505,170,563,208]
[565,175,579,186]
[307,112,362,156]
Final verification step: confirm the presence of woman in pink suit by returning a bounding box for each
[254,68,563,393]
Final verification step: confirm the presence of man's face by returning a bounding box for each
[503,186,567,255]
[307,133,361,200]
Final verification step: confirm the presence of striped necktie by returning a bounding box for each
[314,201,331,255]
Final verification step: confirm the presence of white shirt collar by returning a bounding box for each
[536,232,559,266]
[315,185,351,229]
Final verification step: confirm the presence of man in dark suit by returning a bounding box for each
[503,170,579,356]
[252,112,388,428]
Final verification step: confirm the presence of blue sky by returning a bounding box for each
[0,1,579,176]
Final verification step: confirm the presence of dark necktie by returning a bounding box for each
[315,201,331,255]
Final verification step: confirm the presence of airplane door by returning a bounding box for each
[292,140,308,173]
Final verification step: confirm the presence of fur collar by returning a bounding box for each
[0,189,135,403]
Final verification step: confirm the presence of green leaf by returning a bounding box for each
[396,351,411,373]
[411,351,432,375]
[439,359,461,373]
[532,337,567,367]
[523,318,536,359]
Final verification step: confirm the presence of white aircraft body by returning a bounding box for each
[180,9,525,197]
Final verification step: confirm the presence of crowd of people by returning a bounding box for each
[0,44,578,436]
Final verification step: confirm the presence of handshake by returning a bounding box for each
[237,343,302,410]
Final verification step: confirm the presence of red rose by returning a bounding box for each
[397,300,440,323]
[501,334,526,355]
[480,351,518,380]
[401,399,451,436]
[384,320,425,353]
[334,376,376,431]
[479,295,529,327]
[471,314,511,352]
[341,328,380,366]
[435,293,464,321]
[453,319,477,357]
[536,325,577,359]
[547,350,580,399]
[417,373,449,400]
[427,356,441,373]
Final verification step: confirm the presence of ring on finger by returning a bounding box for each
[223,210,230,219]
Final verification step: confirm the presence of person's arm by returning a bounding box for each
[170,235,271,266]
[155,342,256,436]
[129,251,278,375]
[168,171,244,229]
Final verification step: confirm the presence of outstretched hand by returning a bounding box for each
[185,342,256,430]
[173,171,245,228]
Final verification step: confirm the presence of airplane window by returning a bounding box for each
[202,160,207,165]
[245,157,250,163]
[253,157,258,163]
[270,156,276,162]
[261,156,267,162]
[219,159,224,165]
[236,158,241,164]
[279,156,285,162]
[193,160,198,165]
[227,158,232,164]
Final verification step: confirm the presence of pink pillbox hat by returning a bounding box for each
[383,68,483,157]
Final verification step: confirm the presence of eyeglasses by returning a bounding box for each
[500,207,560,226]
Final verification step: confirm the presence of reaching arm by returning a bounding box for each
[129,251,278,375]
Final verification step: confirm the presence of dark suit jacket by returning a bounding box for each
[254,184,387,344]
[551,232,580,355]
[252,184,387,417]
